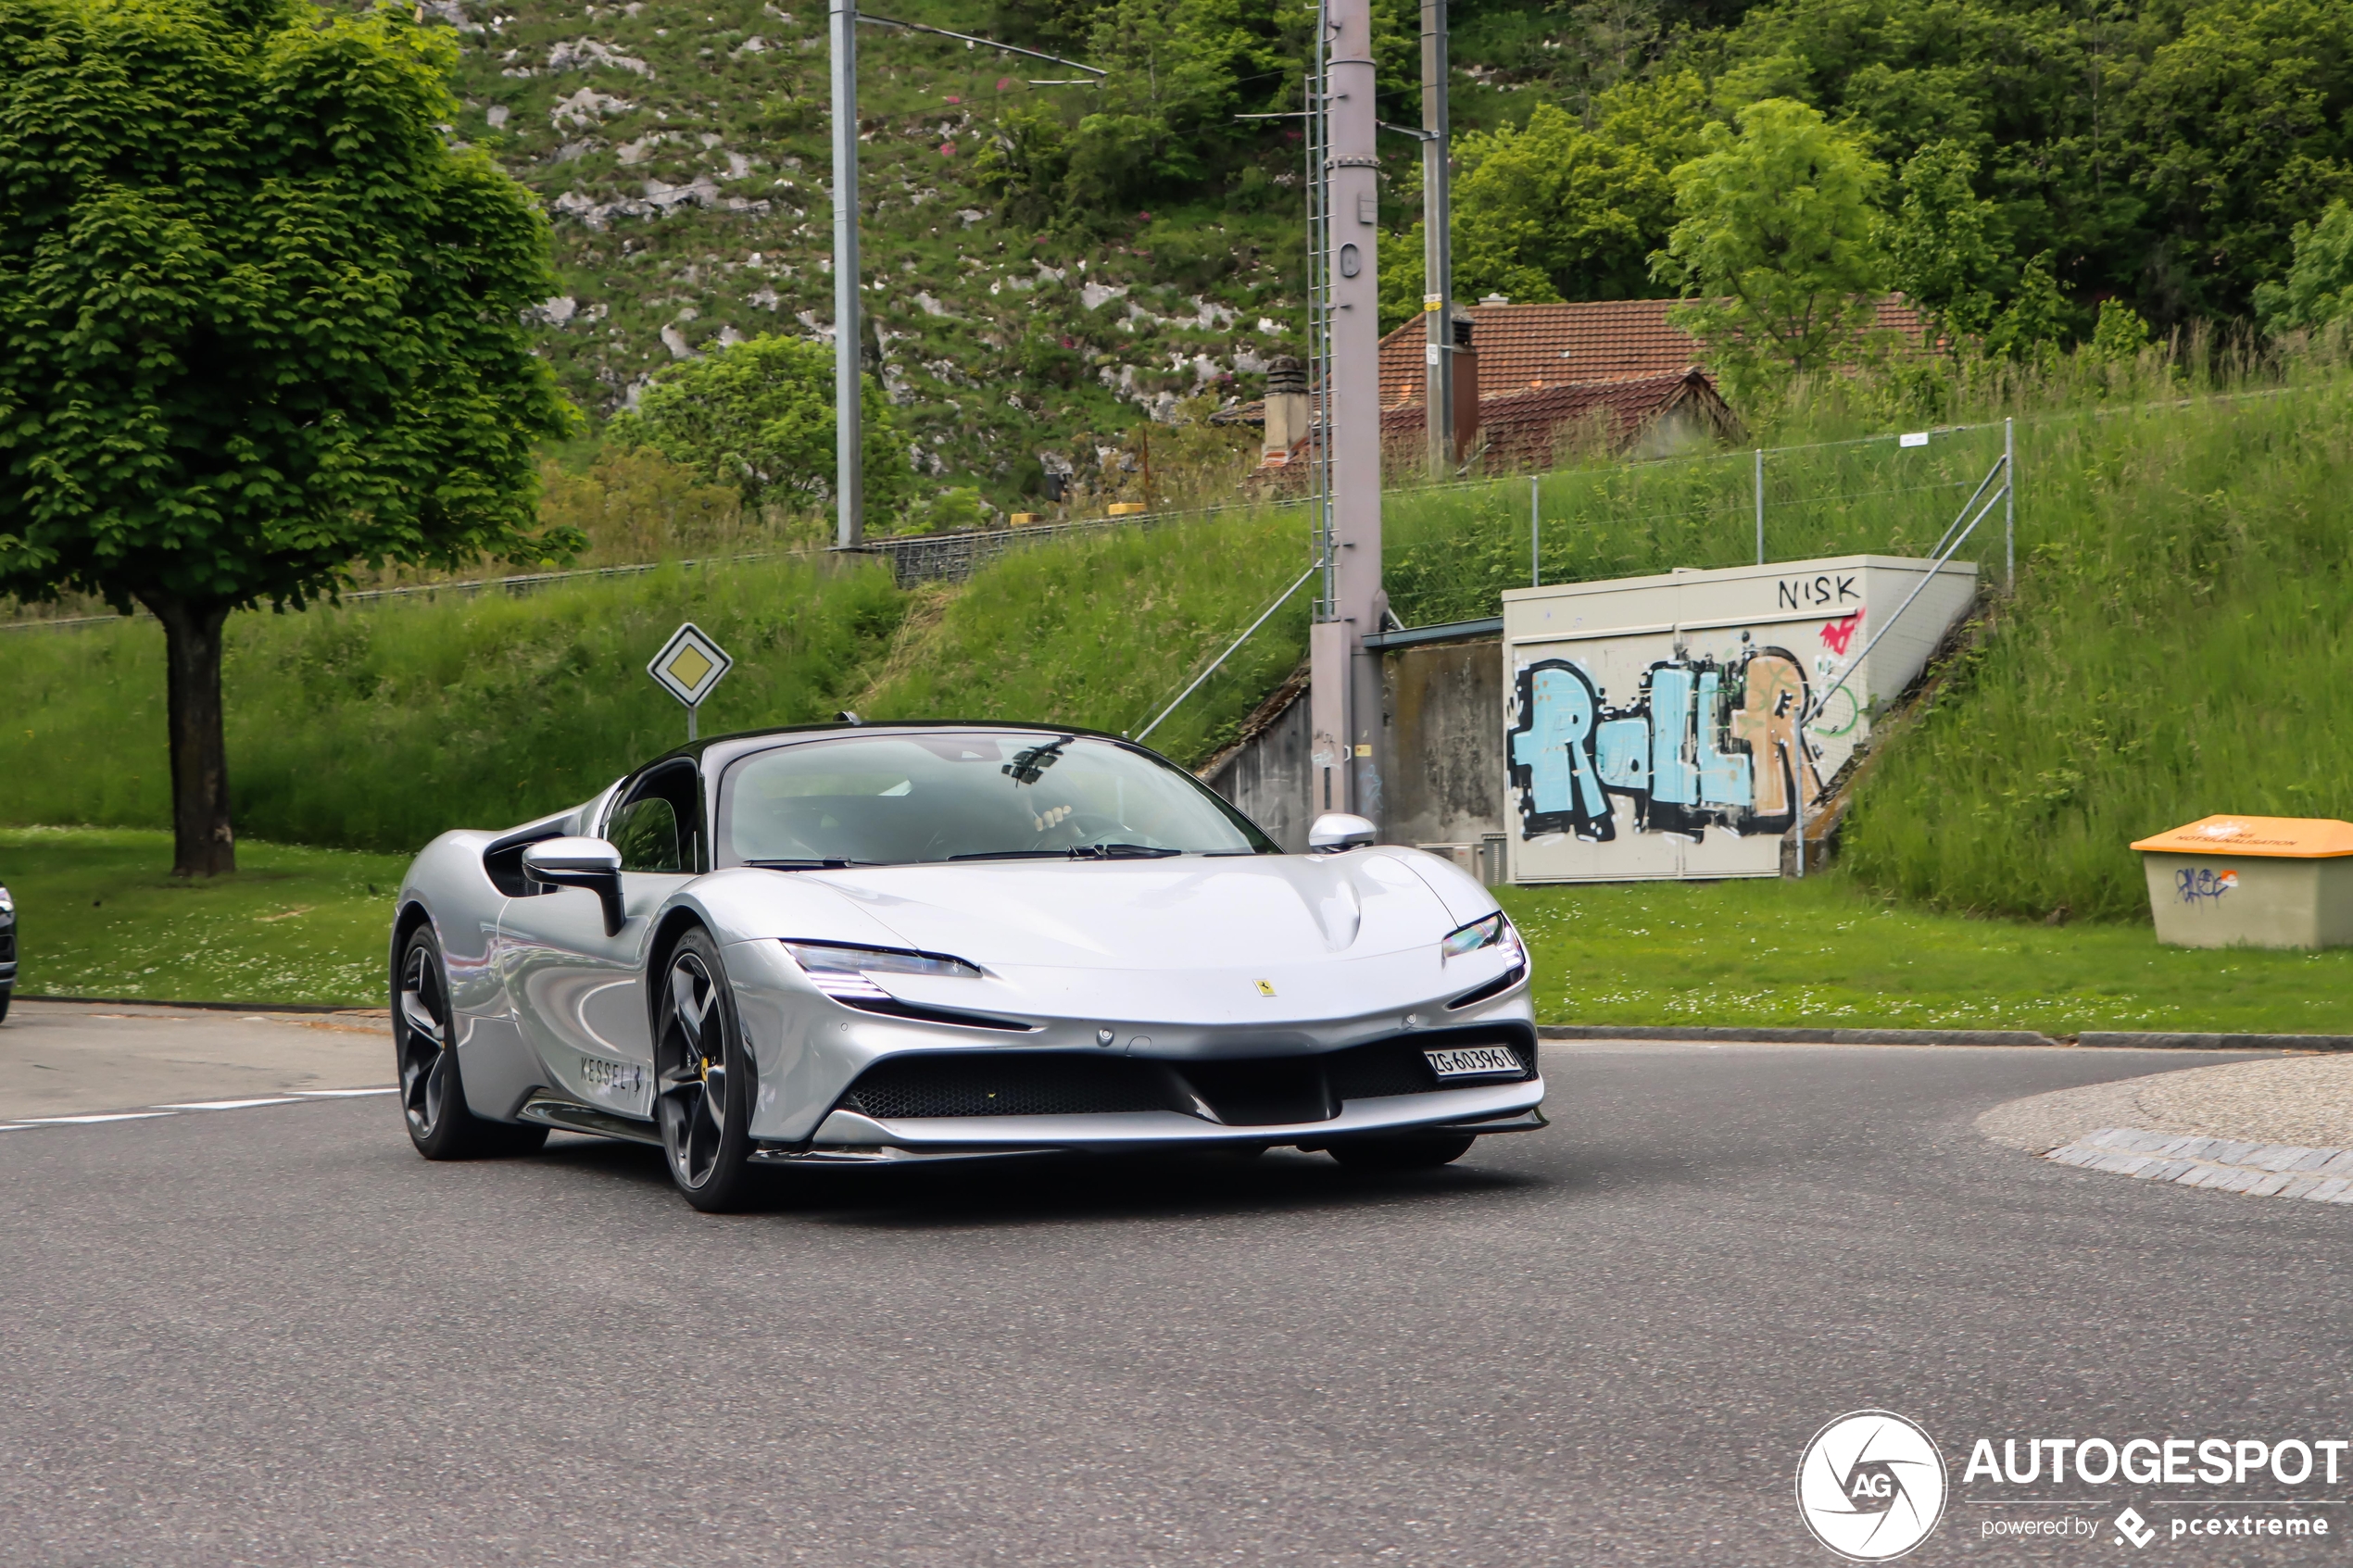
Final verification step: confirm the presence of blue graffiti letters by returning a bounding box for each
[2175,867,2239,905]
[1507,661,1616,840]
[1508,647,1824,844]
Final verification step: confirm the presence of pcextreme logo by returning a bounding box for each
[1796,1411,1949,1562]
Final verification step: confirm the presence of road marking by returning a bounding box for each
[294,1087,397,1098]
[19,1111,179,1124]
[154,1098,305,1110]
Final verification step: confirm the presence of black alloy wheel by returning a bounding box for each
[1327,1133,1477,1172]
[654,929,758,1211]
[396,925,546,1160]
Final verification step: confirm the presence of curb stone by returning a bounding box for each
[2044,1127,2353,1203]
[19,995,386,1018]
[2075,1031,2353,1052]
[1538,1025,2057,1046]
[1539,1025,2334,1049]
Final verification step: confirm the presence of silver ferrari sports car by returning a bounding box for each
[392,721,1542,1210]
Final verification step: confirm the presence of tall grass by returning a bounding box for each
[1841,363,2353,921]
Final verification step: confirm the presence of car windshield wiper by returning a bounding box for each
[743,858,874,870]
[947,849,1073,861]
[945,844,1183,861]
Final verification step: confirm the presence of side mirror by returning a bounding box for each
[1307,812,1378,854]
[522,836,626,935]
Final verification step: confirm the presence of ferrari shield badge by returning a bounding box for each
[648,622,734,710]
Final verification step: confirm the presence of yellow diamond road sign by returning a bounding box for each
[648,622,733,709]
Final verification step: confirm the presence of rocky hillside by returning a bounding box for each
[426,0,1314,507]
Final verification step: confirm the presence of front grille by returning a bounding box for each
[0,928,13,964]
[835,1024,1537,1127]
[840,1053,1177,1120]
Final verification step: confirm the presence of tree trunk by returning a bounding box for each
[139,593,236,877]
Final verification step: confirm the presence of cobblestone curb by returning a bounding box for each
[2076,1032,2353,1052]
[2045,1126,2353,1202]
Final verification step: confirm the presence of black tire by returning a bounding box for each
[652,928,759,1212]
[1327,1133,1477,1172]
[396,924,547,1160]
[0,986,11,1024]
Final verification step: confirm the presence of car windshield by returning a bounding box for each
[715,732,1277,867]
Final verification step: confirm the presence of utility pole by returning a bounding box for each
[829,0,863,548]
[1308,0,1385,825]
[1420,0,1452,477]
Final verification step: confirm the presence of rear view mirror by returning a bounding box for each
[522,836,626,935]
[1308,813,1377,854]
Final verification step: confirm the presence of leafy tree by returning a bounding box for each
[613,334,912,519]
[2126,0,2353,320]
[1982,252,2069,365]
[0,0,573,876]
[2088,297,2156,361]
[2252,201,2353,335]
[1882,139,2003,352]
[1447,73,1711,307]
[1654,98,1888,402]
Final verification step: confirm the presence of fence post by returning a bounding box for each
[1754,447,1765,566]
[2004,416,2015,592]
[1530,474,1541,588]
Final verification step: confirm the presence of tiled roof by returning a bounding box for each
[1378,295,1931,408]
[1378,368,1738,470]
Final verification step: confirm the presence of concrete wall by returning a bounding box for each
[1202,684,1315,854]
[1379,639,1507,880]
[1203,640,1508,874]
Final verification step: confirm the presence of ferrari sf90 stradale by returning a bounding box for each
[393,721,1541,1210]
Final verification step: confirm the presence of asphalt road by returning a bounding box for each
[5,1039,2348,1567]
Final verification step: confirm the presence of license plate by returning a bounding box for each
[1424,1045,1524,1081]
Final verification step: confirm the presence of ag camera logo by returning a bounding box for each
[1796,1410,1948,1561]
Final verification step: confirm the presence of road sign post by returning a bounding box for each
[647,622,734,742]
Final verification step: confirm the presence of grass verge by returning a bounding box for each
[1505,874,2353,1036]
[0,827,403,1008]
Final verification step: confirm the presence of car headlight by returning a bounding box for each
[783,941,983,1001]
[0,889,13,922]
[1441,911,1517,961]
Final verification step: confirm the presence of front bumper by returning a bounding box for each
[751,1076,1547,1165]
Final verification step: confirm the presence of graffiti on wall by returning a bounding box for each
[1507,642,1827,843]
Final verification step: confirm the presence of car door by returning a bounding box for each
[496,759,704,1118]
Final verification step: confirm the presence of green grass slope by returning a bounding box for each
[0,511,1318,856]
[1841,372,2353,922]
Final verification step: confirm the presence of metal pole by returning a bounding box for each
[1754,446,1764,565]
[1530,474,1540,587]
[1419,0,1451,477]
[688,701,698,744]
[2004,415,2015,591]
[1309,0,1382,825]
[829,0,863,548]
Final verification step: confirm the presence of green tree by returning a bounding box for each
[1654,98,1888,402]
[2252,201,2353,334]
[1446,73,1710,307]
[0,0,573,876]
[614,334,912,519]
[1882,139,2003,352]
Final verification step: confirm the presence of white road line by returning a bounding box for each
[19,1111,179,1124]
[153,1098,305,1111]
[293,1087,397,1098]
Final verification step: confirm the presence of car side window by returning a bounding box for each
[606,759,704,873]
[610,797,683,873]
